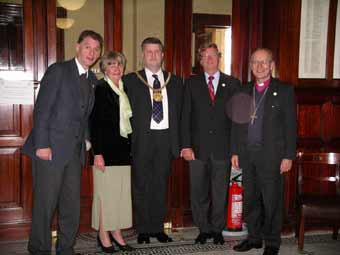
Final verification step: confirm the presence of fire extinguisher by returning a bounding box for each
[226,174,243,231]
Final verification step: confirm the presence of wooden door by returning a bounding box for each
[0,1,35,240]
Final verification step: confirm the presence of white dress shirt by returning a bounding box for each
[75,57,88,77]
[145,68,169,130]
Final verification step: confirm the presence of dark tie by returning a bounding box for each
[208,76,215,103]
[152,74,163,123]
[79,73,90,112]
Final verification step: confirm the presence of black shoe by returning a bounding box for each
[263,246,279,255]
[108,233,135,251]
[97,235,116,253]
[137,233,150,244]
[233,239,263,252]
[212,232,225,245]
[195,232,211,244]
[150,232,173,243]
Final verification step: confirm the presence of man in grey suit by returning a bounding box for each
[124,37,183,244]
[23,30,103,255]
[231,48,296,255]
[181,43,240,245]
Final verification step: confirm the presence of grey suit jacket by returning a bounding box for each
[123,69,183,158]
[181,72,241,160]
[23,58,96,168]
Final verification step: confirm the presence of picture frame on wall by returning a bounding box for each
[298,0,330,79]
[333,0,340,79]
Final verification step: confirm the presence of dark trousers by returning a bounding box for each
[189,157,230,233]
[28,145,82,255]
[132,130,172,233]
[241,148,284,248]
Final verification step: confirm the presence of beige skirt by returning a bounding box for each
[91,165,132,231]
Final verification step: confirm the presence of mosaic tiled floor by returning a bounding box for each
[1,228,339,255]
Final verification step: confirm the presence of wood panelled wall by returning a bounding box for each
[1,0,339,240]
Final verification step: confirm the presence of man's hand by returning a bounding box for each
[280,159,292,174]
[231,155,239,169]
[94,154,105,171]
[36,148,52,161]
[181,148,195,161]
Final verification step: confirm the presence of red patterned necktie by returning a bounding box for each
[208,76,215,103]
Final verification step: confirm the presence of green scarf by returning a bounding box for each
[104,76,132,138]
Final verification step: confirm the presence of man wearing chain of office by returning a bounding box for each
[231,48,296,255]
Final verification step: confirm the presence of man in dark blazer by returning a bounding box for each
[231,48,296,255]
[22,30,103,255]
[124,37,183,244]
[181,43,241,245]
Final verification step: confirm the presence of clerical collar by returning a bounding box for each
[255,78,270,92]
[75,57,88,77]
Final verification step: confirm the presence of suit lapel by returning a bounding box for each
[139,69,152,111]
[215,72,229,103]
[105,82,119,106]
[87,71,96,114]
[199,74,212,104]
[263,79,277,125]
[69,59,83,110]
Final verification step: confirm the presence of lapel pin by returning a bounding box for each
[222,83,226,87]
[273,92,277,96]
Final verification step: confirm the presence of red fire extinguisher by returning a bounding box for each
[226,174,243,231]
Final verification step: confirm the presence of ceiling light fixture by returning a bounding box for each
[56,18,75,29]
[57,0,87,11]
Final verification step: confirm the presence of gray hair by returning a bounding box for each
[99,51,127,73]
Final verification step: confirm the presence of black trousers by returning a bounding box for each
[132,130,172,233]
[189,157,230,233]
[241,148,284,248]
[28,144,82,255]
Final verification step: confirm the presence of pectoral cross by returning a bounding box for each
[250,113,257,125]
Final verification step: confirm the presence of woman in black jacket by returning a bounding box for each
[90,51,133,253]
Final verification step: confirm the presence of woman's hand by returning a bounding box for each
[94,154,105,172]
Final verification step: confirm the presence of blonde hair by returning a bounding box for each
[99,51,126,73]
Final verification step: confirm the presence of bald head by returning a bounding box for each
[250,48,275,83]
[250,48,273,63]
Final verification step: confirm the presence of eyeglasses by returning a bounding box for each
[251,60,271,66]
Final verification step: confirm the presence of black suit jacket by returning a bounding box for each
[231,78,297,162]
[23,58,96,167]
[181,72,241,160]
[89,79,131,166]
[123,70,183,158]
